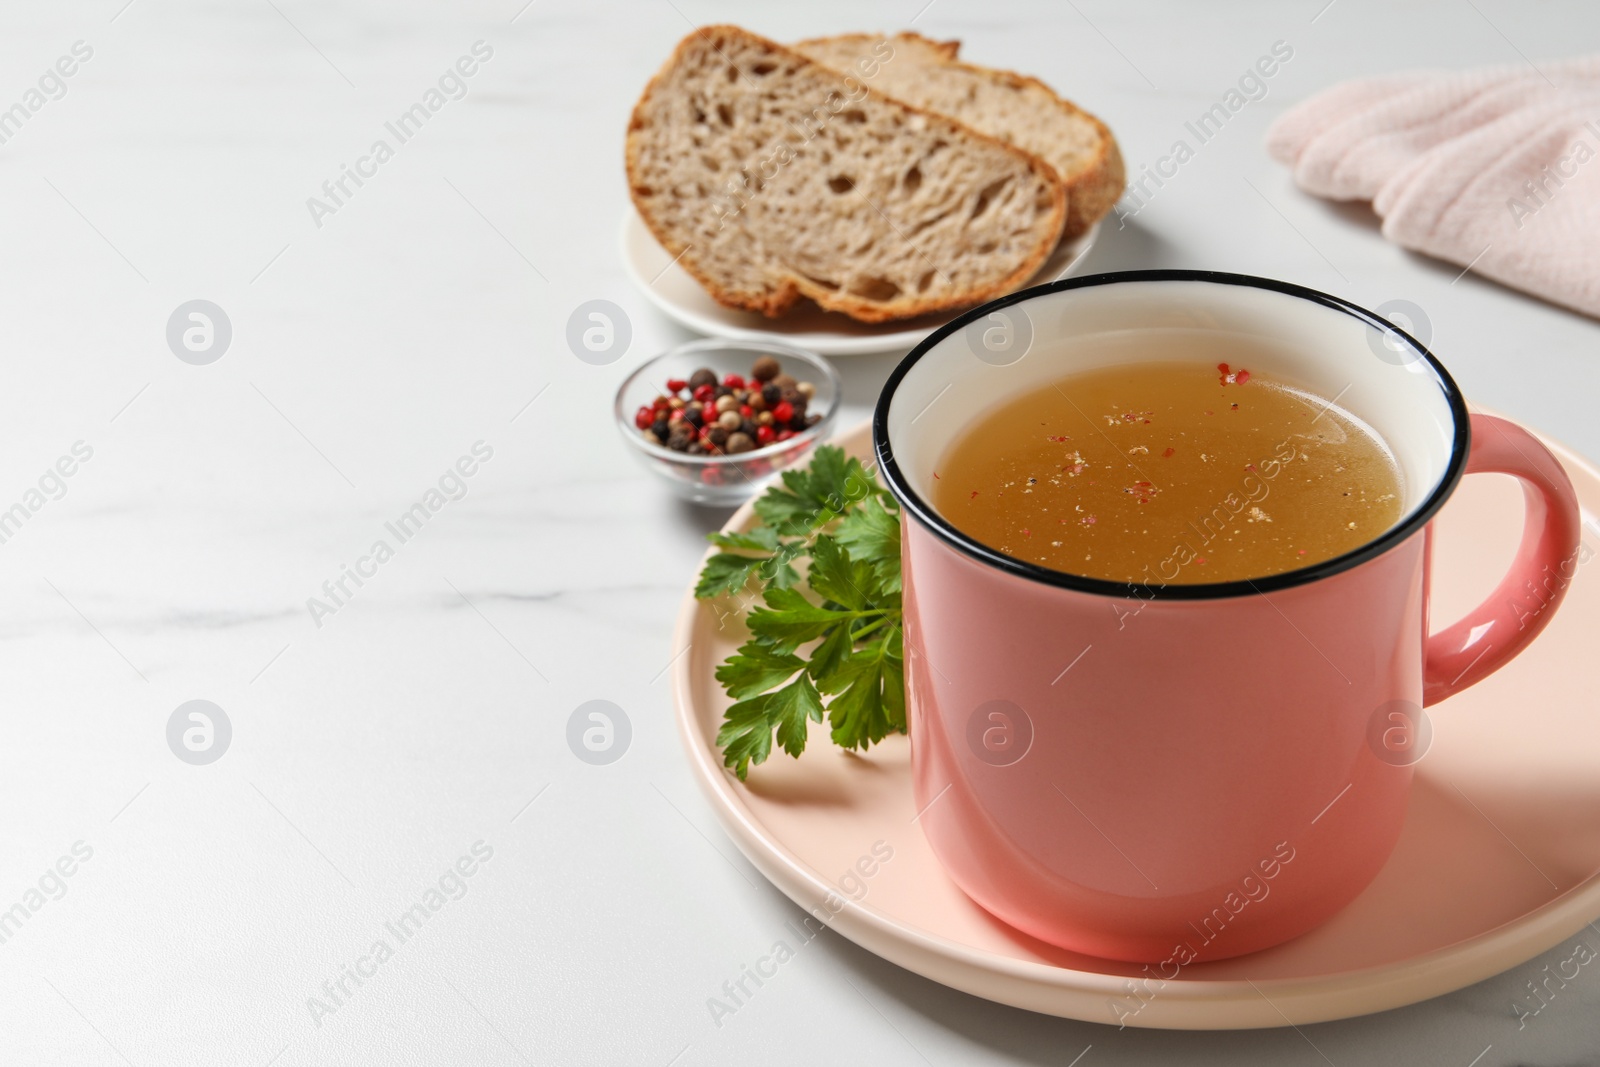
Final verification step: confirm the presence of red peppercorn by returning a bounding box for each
[772,401,794,423]
[777,429,794,442]
[665,378,687,393]
[634,406,654,430]
[693,383,715,402]
[739,404,753,418]
[723,374,745,389]
[756,424,775,444]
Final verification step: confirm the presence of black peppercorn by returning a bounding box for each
[762,383,781,405]
[687,368,717,390]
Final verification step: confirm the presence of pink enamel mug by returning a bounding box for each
[873,271,1582,964]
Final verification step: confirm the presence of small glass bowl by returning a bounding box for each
[615,338,841,506]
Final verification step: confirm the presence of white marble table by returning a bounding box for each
[2,0,1599,1063]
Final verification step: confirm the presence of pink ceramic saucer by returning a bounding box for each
[670,417,1600,1030]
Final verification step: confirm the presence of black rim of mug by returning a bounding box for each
[872,269,1472,601]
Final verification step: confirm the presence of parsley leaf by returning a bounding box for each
[747,587,854,654]
[694,552,767,599]
[714,643,805,700]
[834,496,903,594]
[804,535,877,611]
[707,528,780,552]
[805,623,856,686]
[695,446,907,779]
[757,540,805,590]
[695,527,803,597]
[817,630,904,751]
[752,444,881,535]
[715,674,823,780]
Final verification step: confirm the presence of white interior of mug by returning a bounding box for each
[885,278,1458,526]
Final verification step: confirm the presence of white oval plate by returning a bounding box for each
[671,419,1600,1029]
[621,210,1099,357]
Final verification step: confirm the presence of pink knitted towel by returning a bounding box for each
[1267,59,1600,318]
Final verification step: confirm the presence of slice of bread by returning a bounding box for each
[626,25,1067,323]
[795,32,1125,237]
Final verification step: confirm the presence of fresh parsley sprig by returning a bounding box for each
[694,446,905,780]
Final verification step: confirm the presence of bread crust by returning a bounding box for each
[625,25,1067,323]
[794,30,1125,237]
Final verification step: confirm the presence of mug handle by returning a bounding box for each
[1424,413,1583,706]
